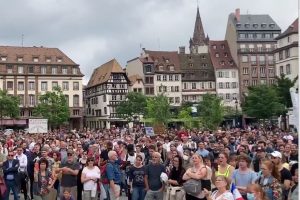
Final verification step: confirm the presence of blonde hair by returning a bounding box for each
[215,175,230,190]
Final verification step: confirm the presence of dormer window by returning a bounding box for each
[169,66,174,71]
[253,23,258,28]
[269,23,275,28]
[33,57,39,62]
[165,59,169,63]
[224,53,228,57]
[213,45,217,49]
[261,23,267,28]
[229,60,234,65]
[1,56,7,61]
[220,61,225,65]
[245,23,250,28]
[189,63,193,67]
[236,23,241,28]
[57,58,62,63]
[46,57,51,62]
[17,57,23,62]
[221,45,225,49]
[159,65,164,71]
[215,53,219,58]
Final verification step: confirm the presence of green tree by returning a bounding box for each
[145,94,171,126]
[177,107,193,128]
[243,85,285,123]
[116,92,147,121]
[0,90,20,129]
[197,94,224,130]
[33,86,69,129]
[274,74,298,129]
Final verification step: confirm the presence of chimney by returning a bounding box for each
[179,46,185,54]
[235,8,240,22]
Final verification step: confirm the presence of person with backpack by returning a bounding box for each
[256,160,282,200]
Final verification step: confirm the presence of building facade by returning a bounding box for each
[85,59,130,129]
[128,74,144,93]
[0,46,84,129]
[274,18,298,87]
[142,50,182,106]
[179,7,216,103]
[225,9,281,99]
[209,40,240,107]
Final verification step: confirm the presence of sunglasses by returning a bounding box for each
[8,155,14,157]
[67,153,73,156]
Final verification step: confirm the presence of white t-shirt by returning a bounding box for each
[82,166,101,190]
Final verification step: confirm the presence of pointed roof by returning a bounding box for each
[87,59,124,88]
[276,18,298,40]
[191,7,206,46]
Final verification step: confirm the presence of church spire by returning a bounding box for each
[191,7,206,46]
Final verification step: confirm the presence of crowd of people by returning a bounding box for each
[0,126,298,200]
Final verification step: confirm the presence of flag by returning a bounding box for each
[230,183,244,200]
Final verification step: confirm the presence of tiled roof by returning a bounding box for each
[0,46,78,65]
[276,18,298,39]
[232,14,281,31]
[128,74,143,85]
[144,50,181,73]
[87,59,124,88]
[209,40,238,69]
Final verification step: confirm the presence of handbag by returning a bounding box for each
[182,179,202,196]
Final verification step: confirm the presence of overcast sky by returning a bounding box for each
[0,0,298,84]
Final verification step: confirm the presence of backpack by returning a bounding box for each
[100,164,109,184]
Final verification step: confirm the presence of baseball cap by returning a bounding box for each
[271,151,282,159]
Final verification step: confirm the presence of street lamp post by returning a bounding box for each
[235,98,238,128]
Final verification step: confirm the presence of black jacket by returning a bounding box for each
[3,159,19,182]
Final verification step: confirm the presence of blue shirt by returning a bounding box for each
[196,149,209,158]
[106,161,122,185]
[6,161,14,180]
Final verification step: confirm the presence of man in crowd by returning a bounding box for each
[144,152,166,200]
[3,150,20,200]
[106,150,122,200]
[58,149,80,199]
[15,145,28,200]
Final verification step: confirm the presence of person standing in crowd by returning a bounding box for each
[57,149,80,199]
[196,141,210,158]
[129,155,146,200]
[203,175,234,200]
[14,145,28,200]
[183,153,208,200]
[247,184,269,200]
[27,143,41,200]
[144,152,166,200]
[256,159,282,200]
[81,157,101,200]
[3,150,20,200]
[77,151,87,200]
[106,150,122,200]
[33,158,56,200]
[231,155,257,199]
[215,152,234,181]
[270,151,292,200]
[251,146,267,173]
[289,144,298,162]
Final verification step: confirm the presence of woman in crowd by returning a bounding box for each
[168,155,186,186]
[33,158,56,200]
[203,175,234,200]
[81,157,101,200]
[50,151,61,199]
[247,184,269,200]
[215,152,234,181]
[231,155,257,199]
[128,155,145,200]
[183,153,208,200]
[256,159,282,200]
